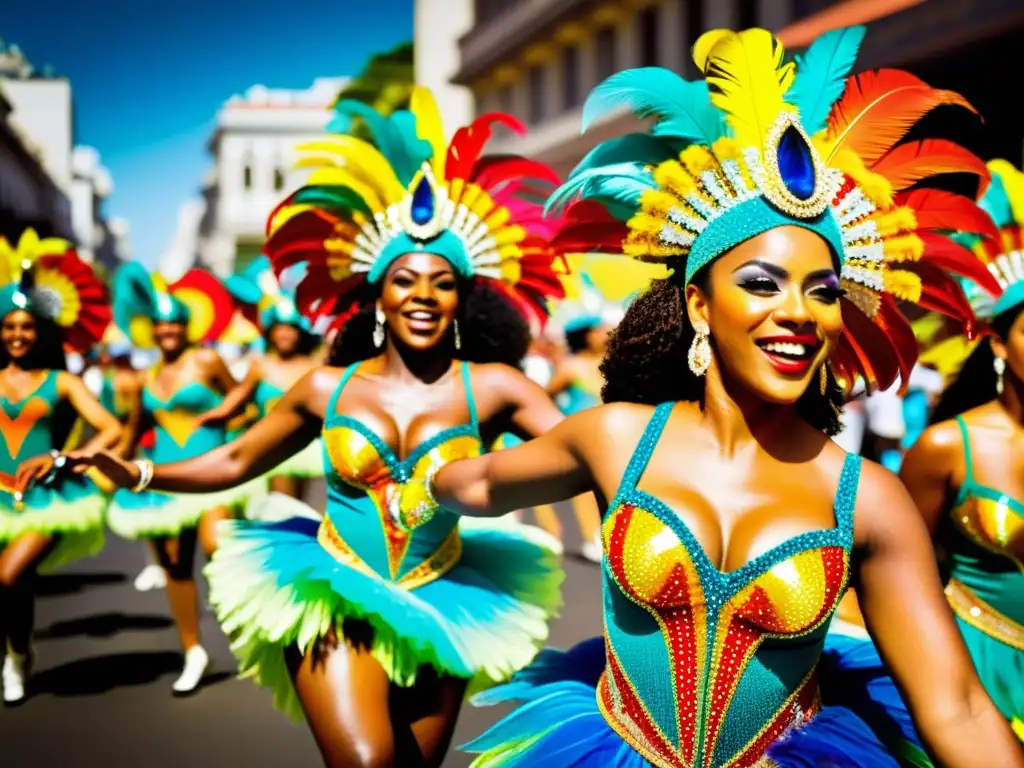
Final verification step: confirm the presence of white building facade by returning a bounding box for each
[197,77,350,278]
[414,0,474,135]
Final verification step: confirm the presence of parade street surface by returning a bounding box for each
[0,482,603,768]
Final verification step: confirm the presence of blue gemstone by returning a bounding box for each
[777,125,816,201]
[410,176,435,225]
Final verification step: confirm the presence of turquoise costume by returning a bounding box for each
[940,417,1024,736]
[0,371,107,570]
[460,22,994,768]
[207,362,562,719]
[0,230,114,570]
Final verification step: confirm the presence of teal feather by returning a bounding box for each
[112,262,159,336]
[546,162,655,221]
[332,101,430,186]
[979,172,1014,228]
[574,134,681,175]
[787,26,866,135]
[581,67,726,145]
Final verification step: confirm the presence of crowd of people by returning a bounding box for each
[1,23,1023,768]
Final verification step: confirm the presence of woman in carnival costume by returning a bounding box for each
[0,230,121,704]
[221,256,325,501]
[399,26,1024,767]
[68,87,568,766]
[104,263,254,694]
[902,160,1024,741]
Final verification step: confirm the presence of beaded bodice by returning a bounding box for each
[939,417,1024,629]
[318,362,480,586]
[142,376,224,463]
[597,403,858,768]
[253,379,284,417]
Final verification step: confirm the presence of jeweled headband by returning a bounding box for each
[0,229,111,352]
[550,26,996,392]
[226,255,311,333]
[264,86,566,334]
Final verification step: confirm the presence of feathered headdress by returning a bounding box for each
[953,160,1024,322]
[550,26,997,393]
[112,262,234,349]
[226,255,311,334]
[264,86,566,334]
[0,229,111,352]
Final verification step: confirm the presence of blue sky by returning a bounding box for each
[2,0,413,266]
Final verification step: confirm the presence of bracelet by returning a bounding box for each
[132,459,155,492]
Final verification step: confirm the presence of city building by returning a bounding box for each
[70,145,120,267]
[196,77,350,278]
[414,0,474,133]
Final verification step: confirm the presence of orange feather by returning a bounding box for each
[870,139,990,193]
[897,190,1001,242]
[822,69,977,165]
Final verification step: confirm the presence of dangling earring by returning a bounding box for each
[373,306,385,348]
[453,319,461,351]
[687,321,711,377]
[994,356,1006,395]
[819,363,829,396]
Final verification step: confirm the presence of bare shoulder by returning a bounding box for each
[566,401,658,448]
[902,417,964,474]
[192,347,222,369]
[468,362,533,393]
[851,457,921,543]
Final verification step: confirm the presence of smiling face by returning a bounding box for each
[1,309,38,361]
[153,320,189,356]
[268,322,302,357]
[379,252,459,352]
[685,226,844,404]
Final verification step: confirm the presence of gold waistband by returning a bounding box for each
[946,578,1024,652]
[317,515,462,591]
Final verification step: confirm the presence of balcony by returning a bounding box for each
[455,0,602,84]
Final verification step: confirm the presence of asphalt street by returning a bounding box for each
[0,483,603,767]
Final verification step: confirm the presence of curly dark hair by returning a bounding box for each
[600,273,844,435]
[263,324,321,358]
[565,326,595,355]
[0,311,76,449]
[928,303,1024,424]
[327,278,531,368]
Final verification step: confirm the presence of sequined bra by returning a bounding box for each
[318,361,482,588]
[0,370,61,476]
[598,403,858,768]
[939,416,1024,650]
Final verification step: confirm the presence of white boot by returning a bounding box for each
[172,645,209,695]
[3,649,32,705]
[134,564,167,592]
[580,530,602,563]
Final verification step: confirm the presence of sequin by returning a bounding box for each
[953,496,1024,570]
[946,578,1024,652]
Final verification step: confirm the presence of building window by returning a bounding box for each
[738,0,758,29]
[638,6,661,68]
[562,46,580,110]
[595,27,617,81]
[498,85,513,114]
[274,168,285,191]
[527,65,545,124]
[685,0,706,77]
[243,164,253,190]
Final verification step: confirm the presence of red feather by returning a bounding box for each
[898,262,978,337]
[877,296,918,392]
[445,113,525,182]
[841,297,901,392]
[870,140,990,193]
[169,269,234,343]
[824,69,977,166]
[898,190,1000,242]
[918,232,1003,296]
[472,157,561,192]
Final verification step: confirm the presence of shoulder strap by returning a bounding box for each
[460,361,479,431]
[833,453,862,536]
[325,363,360,420]
[954,415,975,485]
[621,402,674,491]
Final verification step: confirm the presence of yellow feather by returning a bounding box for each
[870,207,917,236]
[295,137,405,202]
[409,86,447,180]
[693,28,795,153]
[882,233,924,261]
[830,147,893,206]
[268,204,316,234]
[884,269,922,302]
[492,225,526,247]
[680,145,717,176]
[652,161,697,201]
[989,159,1024,224]
[306,168,388,212]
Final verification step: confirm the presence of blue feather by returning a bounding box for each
[979,171,1014,228]
[582,67,726,145]
[574,133,681,175]
[332,100,430,186]
[786,26,866,135]
[112,262,159,336]
[545,163,655,220]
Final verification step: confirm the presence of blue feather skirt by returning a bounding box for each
[463,633,932,767]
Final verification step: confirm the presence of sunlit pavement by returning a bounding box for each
[1,482,602,767]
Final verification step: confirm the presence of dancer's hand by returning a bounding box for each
[195,408,227,427]
[13,454,56,494]
[64,449,141,490]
